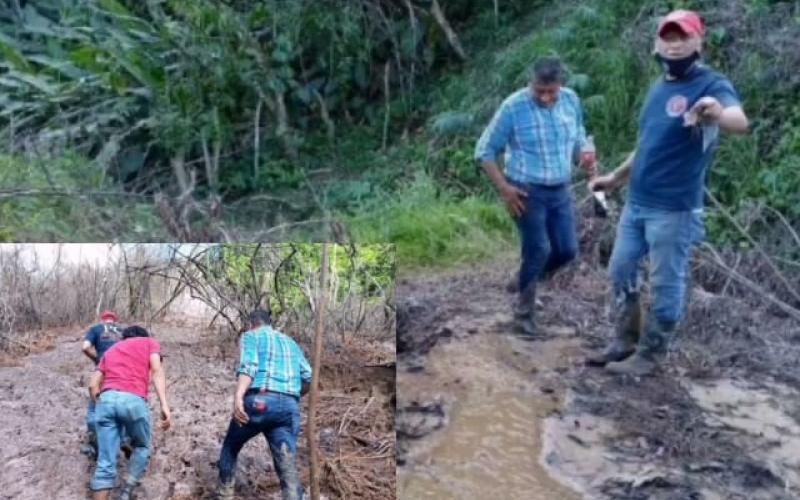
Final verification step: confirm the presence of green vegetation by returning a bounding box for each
[1,0,798,266]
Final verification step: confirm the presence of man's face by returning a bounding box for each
[531,81,561,108]
[656,27,699,59]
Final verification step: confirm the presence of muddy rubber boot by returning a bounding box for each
[512,284,539,339]
[606,318,676,376]
[216,480,235,500]
[586,296,643,367]
[118,483,135,500]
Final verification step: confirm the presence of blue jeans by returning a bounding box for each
[87,397,96,433]
[609,203,704,324]
[510,181,578,293]
[219,392,303,500]
[91,390,152,491]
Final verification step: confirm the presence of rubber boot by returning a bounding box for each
[586,294,643,366]
[606,317,676,376]
[118,483,135,500]
[512,284,538,339]
[216,479,235,500]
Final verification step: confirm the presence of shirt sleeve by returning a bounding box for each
[474,102,514,163]
[573,94,588,160]
[84,325,99,344]
[708,77,740,108]
[237,332,258,379]
[296,344,313,383]
[149,339,161,355]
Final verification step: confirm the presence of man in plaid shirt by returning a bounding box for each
[476,56,596,338]
[217,309,312,500]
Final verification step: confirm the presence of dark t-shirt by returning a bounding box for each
[84,323,123,365]
[629,65,740,211]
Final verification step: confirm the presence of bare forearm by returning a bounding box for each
[481,160,509,191]
[718,107,749,135]
[611,150,636,186]
[151,368,168,408]
[235,374,253,401]
[89,371,103,401]
[82,348,97,363]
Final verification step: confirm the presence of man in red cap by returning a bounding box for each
[587,10,749,375]
[81,310,124,457]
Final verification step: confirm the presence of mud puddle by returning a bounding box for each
[686,377,800,495]
[397,309,582,500]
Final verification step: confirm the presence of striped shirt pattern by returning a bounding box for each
[237,325,312,397]
[475,87,586,185]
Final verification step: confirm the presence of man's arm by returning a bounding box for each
[149,353,172,429]
[298,345,313,397]
[589,149,637,192]
[88,370,103,401]
[82,340,97,363]
[717,105,748,135]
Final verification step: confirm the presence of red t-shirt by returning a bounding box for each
[98,337,161,399]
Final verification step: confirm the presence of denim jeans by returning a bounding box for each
[609,202,704,324]
[509,180,579,293]
[90,390,152,491]
[218,392,303,500]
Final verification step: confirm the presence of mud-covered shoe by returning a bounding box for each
[118,483,135,500]
[216,480,235,500]
[585,339,636,366]
[605,351,658,376]
[605,317,676,376]
[513,316,539,340]
[586,293,643,367]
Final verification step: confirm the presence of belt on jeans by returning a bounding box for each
[245,387,298,399]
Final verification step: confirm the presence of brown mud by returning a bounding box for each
[396,257,800,500]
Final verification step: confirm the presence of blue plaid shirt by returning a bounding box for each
[475,87,586,185]
[237,325,312,397]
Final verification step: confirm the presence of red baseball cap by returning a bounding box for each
[100,310,118,322]
[658,10,705,38]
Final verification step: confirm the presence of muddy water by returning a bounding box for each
[398,318,581,500]
[687,378,800,495]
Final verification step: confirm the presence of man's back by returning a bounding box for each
[238,326,312,397]
[85,323,123,364]
[98,337,161,399]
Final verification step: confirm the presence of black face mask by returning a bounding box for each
[655,51,700,79]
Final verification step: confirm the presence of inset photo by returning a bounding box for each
[0,243,395,500]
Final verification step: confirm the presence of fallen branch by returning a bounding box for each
[697,243,800,322]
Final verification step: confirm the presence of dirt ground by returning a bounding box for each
[0,316,395,500]
[396,254,800,500]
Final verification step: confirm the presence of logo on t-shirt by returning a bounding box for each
[665,95,689,118]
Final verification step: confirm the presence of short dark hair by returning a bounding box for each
[122,325,150,339]
[249,309,272,326]
[530,57,566,85]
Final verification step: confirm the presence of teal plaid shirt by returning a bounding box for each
[237,325,312,397]
[475,87,586,185]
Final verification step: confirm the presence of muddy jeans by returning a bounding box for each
[218,391,303,500]
[509,180,579,293]
[91,390,152,491]
[609,202,704,323]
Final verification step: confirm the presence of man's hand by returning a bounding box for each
[684,96,723,126]
[160,404,172,430]
[588,173,618,192]
[500,182,528,218]
[233,397,249,426]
